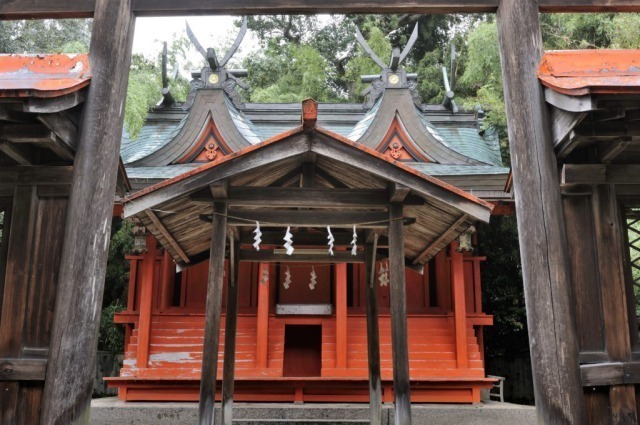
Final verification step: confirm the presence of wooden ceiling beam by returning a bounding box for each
[194,187,397,208]
[2,0,640,19]
[597,139,633,163]
[0,166,73,186]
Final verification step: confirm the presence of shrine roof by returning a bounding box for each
[0,54,91,98]
[538,50,640,96]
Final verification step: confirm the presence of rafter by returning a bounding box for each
[412,214,468,265]
[145,209,190,264]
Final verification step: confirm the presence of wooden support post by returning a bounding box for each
[199,202,228,425]
[435,250,451,311]
[256,263,270,369]
[40,1,135,423]
[365,237,382,425]
[160,249,173,311]
[222,232,240,425]
[450,241,468,369]
[137,235,157,368]
[592,185,637,422]
[496,1,586,423]
[335,262,348,369]
[388,204,411,425]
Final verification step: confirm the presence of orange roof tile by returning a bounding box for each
[0,53,91,98]
[538,50,640,96]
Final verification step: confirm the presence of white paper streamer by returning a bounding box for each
[327,226,335,256]
[283,266,292,289]
[350,224,358,256]
[253,221,262,251]
[283,226,294,255]
[378,261,389,287]
[309,266,317,290]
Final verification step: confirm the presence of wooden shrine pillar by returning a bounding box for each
[335,262,348,369]
[137,235,157,368]
[388,204,411,425]
[256,263,270,369]
[496,1,585,423]
[364,237,382,425]
[450,241,468,369]
[199,202,228,425]
[222,233,240,425]
[41,1,135,424]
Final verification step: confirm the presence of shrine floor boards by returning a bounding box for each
[90,398,536,425]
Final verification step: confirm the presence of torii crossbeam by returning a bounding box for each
[0,0,639,18]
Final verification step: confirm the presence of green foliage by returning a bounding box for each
[478,216,529,358]
[247,43,338,103]
[98,219,134,353]
[0,19,91,53]
[124,37,192,139]
[98,301,126,354]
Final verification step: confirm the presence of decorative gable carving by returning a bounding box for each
[377,117,431,163]
[175,118,232,164]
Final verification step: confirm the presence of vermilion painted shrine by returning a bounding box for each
[1,2,640,424]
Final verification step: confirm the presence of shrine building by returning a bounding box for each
[104,26,512,404]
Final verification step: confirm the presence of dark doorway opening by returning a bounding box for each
[283,324,322,377]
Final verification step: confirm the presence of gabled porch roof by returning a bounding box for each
[123,105,493,267]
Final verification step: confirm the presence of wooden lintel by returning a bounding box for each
[0,358,47,381]
[389,183,411,203]
[193,187,396,208]
[0,166,73,186]
[145,209,190,264]
[3,0,640,19]
[412,214,468,265]
[240,250,365,263]
[561,164,640,185]
[581,362,640,387]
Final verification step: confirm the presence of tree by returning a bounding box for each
[0,19,91,53]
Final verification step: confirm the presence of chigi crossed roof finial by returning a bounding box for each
[183,17,249,110]
[356,24,422,109]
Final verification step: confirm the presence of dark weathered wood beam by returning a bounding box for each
[40,0,135,423]
[199,202,227,425]
[561,164,640,185]
[240,249,365,263]
[0,141,33,165]
[224,210,393,229]
[193,187,399,208]
[582,362,640,387]
[389,183,410,203]
[497,0,585,422]
[0,358,47,381]
[2,0,640,19]
[412,214,467,265]
[1,123,75,160]
[37,113,78,150]
[210,180,229,200]
[0,166,73,186]
[145,209,190,264]
[597,139,632,163]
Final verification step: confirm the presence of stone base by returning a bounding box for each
[91,397,536,425]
